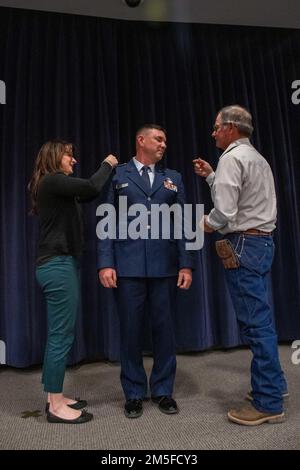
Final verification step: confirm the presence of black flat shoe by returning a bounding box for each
[45,398,87,413]
[151,396,178,414]
[46,409,93,424]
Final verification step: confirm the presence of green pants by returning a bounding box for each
[36,256,80,393]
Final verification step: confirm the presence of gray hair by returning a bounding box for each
[219,105,254,137]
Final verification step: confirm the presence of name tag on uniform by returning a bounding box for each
[116,183,129,189]
[164,178,177,192]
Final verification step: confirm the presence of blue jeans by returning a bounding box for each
[225,234,287,414]
[36,256,80,393]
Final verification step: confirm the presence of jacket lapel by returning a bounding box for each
[150,165,165,195]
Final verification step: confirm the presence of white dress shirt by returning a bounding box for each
[206,138,277,234]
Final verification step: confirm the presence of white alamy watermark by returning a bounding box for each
[291,340,300,365]
[0,80,6,104]
[0,340,6,364]
[96,197,204,250]
[291,80,300,105]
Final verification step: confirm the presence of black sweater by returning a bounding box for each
[36,161,112,264]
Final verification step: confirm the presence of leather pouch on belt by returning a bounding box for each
[215,239,240,269]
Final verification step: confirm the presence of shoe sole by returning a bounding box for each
[47,413,93,424]
[124,410,143,419]
[245,393,289,402]
[227,411,285,426]
[158,407,179,415]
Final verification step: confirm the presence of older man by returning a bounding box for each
[193,105,288,425]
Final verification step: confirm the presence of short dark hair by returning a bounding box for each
[136,124,166,138]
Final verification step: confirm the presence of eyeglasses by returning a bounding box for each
[212,123,229,132]
[213,121,236,132]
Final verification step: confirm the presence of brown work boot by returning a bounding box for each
[227,403,285,426]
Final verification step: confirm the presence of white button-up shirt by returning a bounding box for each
[206,138,277,234]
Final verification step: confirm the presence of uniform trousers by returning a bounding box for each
[115,277,177,400]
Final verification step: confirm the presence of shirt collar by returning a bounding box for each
[220,138,251,158]
[133,157,155,173]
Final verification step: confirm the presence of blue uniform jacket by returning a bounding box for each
[97,159,195,277]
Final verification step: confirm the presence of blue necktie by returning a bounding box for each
[141,166,151,189]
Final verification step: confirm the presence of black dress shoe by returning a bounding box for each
[45,398,87,413]
[151,396,178,414]
[46,409,93,424]
[124,399,143,418]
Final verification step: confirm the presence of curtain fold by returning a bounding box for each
[0,7,299,366]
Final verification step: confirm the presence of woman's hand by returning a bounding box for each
[104,154,119,168]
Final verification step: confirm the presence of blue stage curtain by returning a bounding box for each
[0,7,299,366]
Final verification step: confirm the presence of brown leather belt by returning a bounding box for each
[239,229,272,236]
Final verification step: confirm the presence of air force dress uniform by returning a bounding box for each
[97,158,194,400]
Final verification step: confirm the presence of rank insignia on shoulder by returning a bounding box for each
[116,183,129,189]
[164,178,177,192]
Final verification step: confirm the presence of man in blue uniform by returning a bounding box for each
[98,124,194,418]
